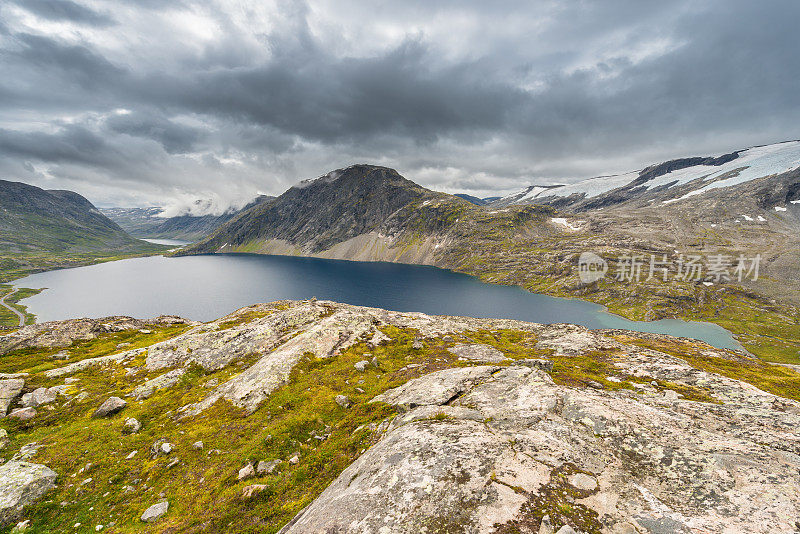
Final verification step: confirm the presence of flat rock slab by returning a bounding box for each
[371,366,498,408]
[0,461,57,526]
[448,343,507,363]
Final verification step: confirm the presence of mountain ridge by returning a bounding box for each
[0,179,164,285]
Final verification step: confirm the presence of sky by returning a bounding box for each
[1,0,798,214]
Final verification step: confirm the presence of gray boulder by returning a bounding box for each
[334,395,352,409]
[21,388,56,408]
[140,501,168,522]
[0,461,57,526]
[122,417,141,434]
[7,408,35,421]
[237,463,255,481]
[92,397,126,418]
[0,379,24,416]
[256,459,282,475]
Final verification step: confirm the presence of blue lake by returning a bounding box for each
[13,253,740,349]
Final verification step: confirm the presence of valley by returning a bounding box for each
[0,180,168,289]
[179,149,800,365]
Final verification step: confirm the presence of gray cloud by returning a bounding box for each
[0,0,798,207]
[11,0,115,26]
[105,111,204,154]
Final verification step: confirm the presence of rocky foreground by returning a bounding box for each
[0,301,799,533]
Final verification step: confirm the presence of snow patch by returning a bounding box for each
[551,218,582,231]
[775,206,788,212]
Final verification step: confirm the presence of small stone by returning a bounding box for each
[140,501,168,522]
[8,408,36,421]
[138,329,153,334]
[370,356,378,367]
[122,418,141,434]
[92,397,126,418]
[412,340,423,349]
[237,463,255,481]
[12,519,29,532]
[95,525,103,531]
[354,361,370,372]
[192,441,204,450]
[159,443,173,455]
[539,514,554,534]
[288,454,300,465]
[255,459,281,475]
[663,389,681,401]
[334,395,352,409]
[568,473,598,492]
[587,380,604,389]
[0,429,8,449]
[241,484,268,499]
[555,526,578,534]
[126,451,137,460]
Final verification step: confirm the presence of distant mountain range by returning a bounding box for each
[102,196,274,241]
[489,140,800,212]
[454,193,501,206]
[0,179,163,281]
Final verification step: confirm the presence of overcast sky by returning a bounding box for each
[1,0,798,214]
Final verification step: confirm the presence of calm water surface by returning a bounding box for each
[13,253,740,349]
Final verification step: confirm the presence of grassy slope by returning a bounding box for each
[3,313,800,533]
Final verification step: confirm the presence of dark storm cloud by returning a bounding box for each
[105,111,204,154]
[0,124,120,167]
[141,40,524,144]
[11,0,115,26]
[0,0,798,207]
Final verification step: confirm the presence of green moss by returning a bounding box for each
[1,325,500,533]
[0,324,191,375]
[493,464,602,534]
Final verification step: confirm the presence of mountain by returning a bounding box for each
[102,195,274,242]
[0,179,163,281]
[490,140,800,212]
[1,300,799,532]
[183,164,484,262]
[182,157,800,366]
